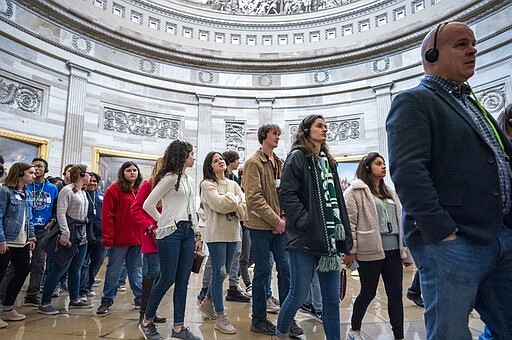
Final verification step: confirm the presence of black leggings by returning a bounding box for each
[0,245,30,307]
[351,249,404,339]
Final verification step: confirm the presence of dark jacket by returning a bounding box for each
[386,77,512,246]
[279,147,353,255]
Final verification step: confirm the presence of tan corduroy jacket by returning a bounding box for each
[343,179,413,263]
[243,148,283,231]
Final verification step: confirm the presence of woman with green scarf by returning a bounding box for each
[277,114,353,340]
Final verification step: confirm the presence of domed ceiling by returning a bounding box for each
[16,0,505,71]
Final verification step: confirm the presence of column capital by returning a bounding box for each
[256,98,275,107]
[66,62,91,80]
[371,82,394,95]
[196,94,215,104]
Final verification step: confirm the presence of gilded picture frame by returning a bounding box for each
[335,154,365,190]
[0,129,49,169]
[92,147,159,192]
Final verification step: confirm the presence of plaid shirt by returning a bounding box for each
[425,75,512,214]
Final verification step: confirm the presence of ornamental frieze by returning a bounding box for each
[103,108,181,139]
[225,121,246,162]
[289,117,360,142]
[0,0,14,18]
[0,77,42,114]
[475,84,506,115]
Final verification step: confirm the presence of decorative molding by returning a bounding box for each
[288,116,361,142]
[0,76,42,114]
[258,74,273,87]
[225,121,246,162]
[0,0,14,18]
[313,70,330,83]
[139,58,156,73]
[372,57,390,72]
[103,108,181,139]
[198,71,214,84]
[71,35,92,54]
[475,83,506,115]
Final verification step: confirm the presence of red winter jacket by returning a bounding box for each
[131,180,159,254]
[102,182,141,248]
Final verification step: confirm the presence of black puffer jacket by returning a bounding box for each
[279,147,353,256]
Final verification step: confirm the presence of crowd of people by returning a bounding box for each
[1,21,511,340]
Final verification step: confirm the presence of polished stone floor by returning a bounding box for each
[0,265,484,339]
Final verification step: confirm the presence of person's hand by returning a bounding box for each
[343,253,356,267]
[29,238,36,251]
[442,233,457,242]
[403,261,413,267]
[195,239,203,253]
[0,242,8,254]
[272,218,286,234]
[59,234,70,246]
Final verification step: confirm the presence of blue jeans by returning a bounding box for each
[409,227,512,340]
[305,270,323,313]
[101,245,142,305]
[276,249,340,340]
[207,241,237,313]
[142,252,160,280]
[145,221,194,325]
[42,244,87,305]
[250,229,290,321]
[80,243,108,294]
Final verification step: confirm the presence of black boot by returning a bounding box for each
[226,286,250,302]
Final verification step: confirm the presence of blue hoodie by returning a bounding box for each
[27,179,58,228]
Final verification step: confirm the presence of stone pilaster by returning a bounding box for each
[372,82,394,184]
[62,62,90,170]
[196,94,215,189]
[257,98,275,125]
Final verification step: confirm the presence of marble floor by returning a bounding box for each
[0,265,484,339]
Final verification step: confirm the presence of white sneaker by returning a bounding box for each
[199,300,216,319]
[0,309,26,321]
[347,328,364,340]
[245,285,252,297]
[0,318,7,328]
[266,297,280,313]
[215,315,236,334]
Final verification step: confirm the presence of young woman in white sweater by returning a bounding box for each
[198,152,246,334]
[140,140,202,340]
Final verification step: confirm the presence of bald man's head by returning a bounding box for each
[421,22,477,84]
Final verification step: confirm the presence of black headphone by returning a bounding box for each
[363,156,370,172]
[32,157,49,174]
[77,165,86,177]
[0,163,4,178]
[303,128,310,137]
[425,23,447,63]
[19,165,26,177]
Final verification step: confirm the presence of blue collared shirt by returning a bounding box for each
[426,75,512,214]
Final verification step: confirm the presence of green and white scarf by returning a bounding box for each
[317,153,345,272]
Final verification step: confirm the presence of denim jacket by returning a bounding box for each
[0,186,35,243]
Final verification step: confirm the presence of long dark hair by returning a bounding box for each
[291,114,336,169]
[202,151,223,184]
[356,152,392,199]
[154,140,193,191]
[4,162,33,189]
[117,161,142,193]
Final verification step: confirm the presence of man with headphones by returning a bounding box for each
[23,158,59,306]
[387,22,512,339]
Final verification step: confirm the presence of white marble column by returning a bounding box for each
[196,94,215,191]
[372,82,394,160]
[257,98,275,125]
[62,62,90,170]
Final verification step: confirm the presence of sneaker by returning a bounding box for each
[347,328,364,340]
[171,326,200,340]
[154,313,166,323]
[226,288,250,302]
[134,301,141,309]
[245,284,252,297]
[86,291,96,297]
[406,290,424,307]
[199,299,216,319]
[270,296,280,305]
[215,315,236,334]
[60,282,69,292]
[117,285,127,292]
[299,303,315,315]
[38,305,59,315]
[266,297,280,313]
[251,319,276,335]
[0,309,26,321]
[80,294,88,303]
[96,301,112,315]
[139,321,160,340]
[92,279,101,287]
[24,295,41,307]
[0,318,7,329]
[314,311,322,323]
[52,287,60,298]
[197,287,208,302]
[289,320,304,337]
[69,300,93,309]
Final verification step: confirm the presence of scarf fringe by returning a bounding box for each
[317,254,342,272]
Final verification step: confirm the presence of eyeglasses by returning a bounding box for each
[33,164,45,168]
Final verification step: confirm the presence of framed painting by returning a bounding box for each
[0,129,49,171]
[336,155,365,190]
[92,147,159,193]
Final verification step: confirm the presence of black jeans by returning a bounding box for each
[0,245,31,307]
[351,249,404,339]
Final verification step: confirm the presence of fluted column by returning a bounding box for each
[196,94,215,190]
[62,62,90,170]
[257,98,275,125]
[372,82,394,160]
